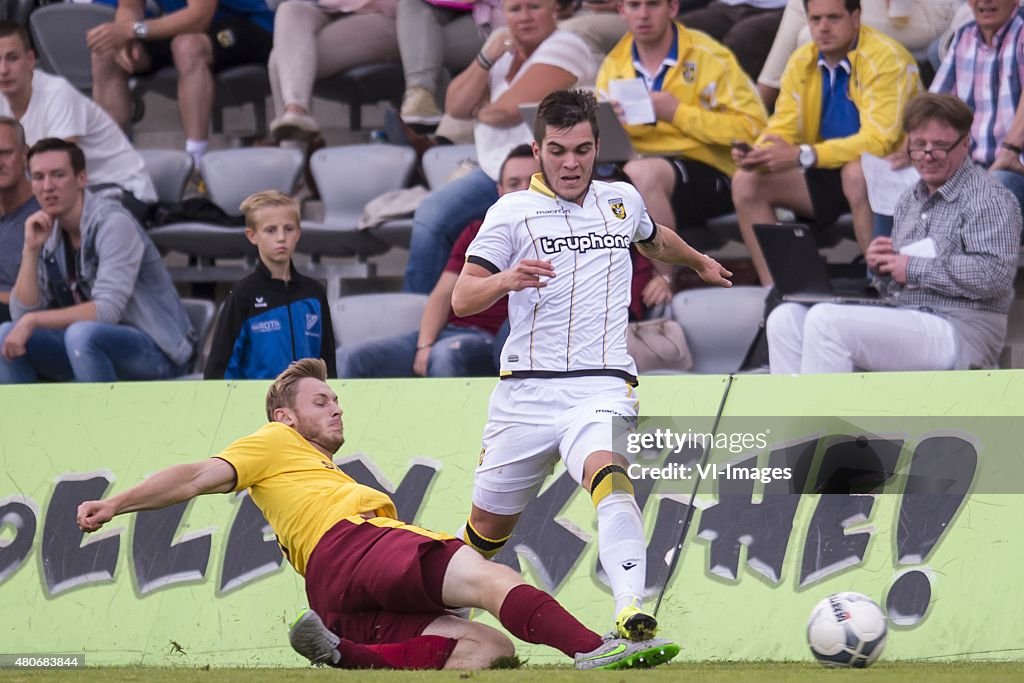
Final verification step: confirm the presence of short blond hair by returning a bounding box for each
[240,190,300,230]
[265,358,327,421]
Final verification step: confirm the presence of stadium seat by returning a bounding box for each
[180,297,218,377]
[312,63,405,131]
[421,144,479,190]
[330,293,428,351]
[139,149,193,207]
[133,64,271,138]
[29,3,112,94]
[298,144,418,295]
[669,286,767,374]
[148,147,304,282]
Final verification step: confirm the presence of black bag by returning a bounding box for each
[149,197,246,228]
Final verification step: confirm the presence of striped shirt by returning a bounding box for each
[466,174,655,383]
[881,161,1021,368]
[931,9,1024,167]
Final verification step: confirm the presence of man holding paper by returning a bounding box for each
[766,93,1021,374]
[596,0,767,274]
[730,0,921,285]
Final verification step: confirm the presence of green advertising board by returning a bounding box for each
[0,372,1021,666]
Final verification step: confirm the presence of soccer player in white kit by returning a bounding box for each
[451,89,733,641]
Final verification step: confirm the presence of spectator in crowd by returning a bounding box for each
[930,0,1024,217]
[338,145,537,378]
[204,191,335,379]
[597,0,767,277]
[0,23,156,218]
[0,118,37,324]
[767,93,1021,373]
[87,0,274,167]
[558,0,627,62]
[0,139,194,383]
[758,0,959,109]
[678,0,787,81]
[731,0,921,285]
[269,0,401,142]
[403,0,595,294]
[396,0,485,126]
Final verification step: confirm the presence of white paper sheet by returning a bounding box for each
[608,78,656,125]
[861,152,920,216]
[900,237,937,259]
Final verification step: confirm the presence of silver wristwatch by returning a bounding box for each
[132,20,149,40]
[798,144,816,169]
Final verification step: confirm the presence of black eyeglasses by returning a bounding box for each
[907,134,967,161]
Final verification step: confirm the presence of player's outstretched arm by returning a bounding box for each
[638,224,733,288]
[77,458,236,533]
[452,259,555,316]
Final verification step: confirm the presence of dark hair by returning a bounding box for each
[532,89,599,144]
[802,0,860,12]
[27,138,86,175]
[498,143,535,183]
[902,93,974,138]
[0,20,32,52]
[0,115,26,149]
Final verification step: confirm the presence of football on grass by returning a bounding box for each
[807,592,887,668]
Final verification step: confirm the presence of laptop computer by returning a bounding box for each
[518,101,636,163]
[754,223,896,306]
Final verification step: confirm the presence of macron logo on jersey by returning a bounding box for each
[540,232,630,255]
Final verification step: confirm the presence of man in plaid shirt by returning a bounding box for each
[766,93,1022,373]
[930,0,1024,215]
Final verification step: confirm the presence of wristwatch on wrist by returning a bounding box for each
[132,20,149,40]
[798,144,816,169]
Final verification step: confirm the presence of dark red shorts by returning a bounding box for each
[304,518,465,644]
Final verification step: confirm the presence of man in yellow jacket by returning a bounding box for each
[731,0,921,285]
[597,0,767,283]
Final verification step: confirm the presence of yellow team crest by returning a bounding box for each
[609,198,626,219]
[682,62,696,83]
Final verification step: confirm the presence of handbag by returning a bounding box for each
[626,318,693,373]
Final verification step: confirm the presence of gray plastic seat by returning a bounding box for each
[139,149,193,206]
[669,286,768,374]
[134,64,270,137]
[148,147,304,279]
[298,143,418,267]
[312,63,405,131]
[330,293,428,351]
[180,297,218,375]
[29,3,113,93]
[421,144,479,190]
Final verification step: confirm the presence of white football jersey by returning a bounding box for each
[466,174,656,383]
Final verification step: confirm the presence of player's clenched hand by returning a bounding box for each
[694,254,732,288]
[502,259,555,292]
[77,499,115,532]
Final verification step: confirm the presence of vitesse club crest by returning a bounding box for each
[682,62,696,83]
[609,198,626,219]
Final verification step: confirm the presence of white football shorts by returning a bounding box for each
[471,376,639,516]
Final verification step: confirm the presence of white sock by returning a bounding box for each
[185,139,208,167]
[596,492,647,614]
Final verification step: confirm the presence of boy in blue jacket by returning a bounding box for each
[204,191,335,379]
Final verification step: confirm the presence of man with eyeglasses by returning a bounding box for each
[765,93,1021,374]
[930,0,1024,219]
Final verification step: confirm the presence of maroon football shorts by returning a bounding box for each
[304,518,465,643]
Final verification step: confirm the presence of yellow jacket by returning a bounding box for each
[597,22,767,176]
[759,24,922,169]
